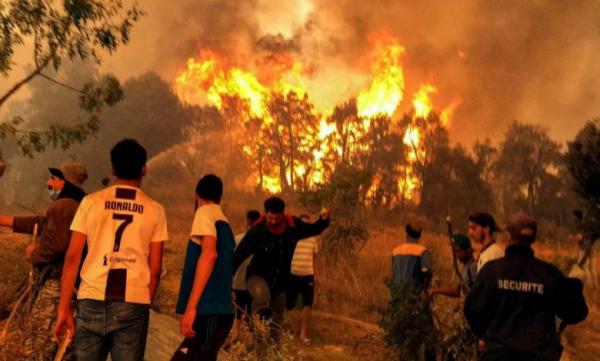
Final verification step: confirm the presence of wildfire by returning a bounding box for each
[356,39,405,118]
[174,34,460,201]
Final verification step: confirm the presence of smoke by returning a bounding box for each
[67,0,600,144]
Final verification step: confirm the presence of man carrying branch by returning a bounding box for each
[0,160,87,360]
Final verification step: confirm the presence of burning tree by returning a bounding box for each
[174,33,463,209]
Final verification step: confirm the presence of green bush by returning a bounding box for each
[379,283,438,360]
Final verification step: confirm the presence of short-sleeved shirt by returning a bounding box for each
[291,236,318,276]
[70,185,168,304]
[176,204,235,315]
[478,242,504,272]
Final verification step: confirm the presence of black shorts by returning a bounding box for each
[171,314,234,361]
[285,275,315,310]
[233,289,252,319]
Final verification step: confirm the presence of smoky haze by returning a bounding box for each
[7,0,600,144]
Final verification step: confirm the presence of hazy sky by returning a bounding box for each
[3,0,600,146]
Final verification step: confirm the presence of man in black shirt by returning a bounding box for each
[464,212,588,361]
[233,197,330,341]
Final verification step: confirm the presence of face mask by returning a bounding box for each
[48,187,60,200]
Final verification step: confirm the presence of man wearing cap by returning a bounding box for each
[468,212,504,272]
[464,213,588,361]
[0,159,87,360]
[429,234,477,298]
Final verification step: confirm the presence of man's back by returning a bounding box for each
[391,241,432,291]
[71,185,168,304]
[465,244,588,361]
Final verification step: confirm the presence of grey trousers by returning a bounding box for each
[246,276,286,341]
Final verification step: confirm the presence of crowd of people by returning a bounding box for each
[391,213,589,361]
[0,138,327,361]
[0,137,591,361]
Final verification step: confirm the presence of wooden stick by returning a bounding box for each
[53,330,71,361]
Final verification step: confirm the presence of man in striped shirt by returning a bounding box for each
[286,214,319,346]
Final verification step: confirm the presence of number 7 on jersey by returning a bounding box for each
[113,213,133,252]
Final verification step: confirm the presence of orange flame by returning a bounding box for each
[174,35,460,199]
[357,38,405,118]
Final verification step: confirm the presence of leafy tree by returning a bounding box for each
[260,92,320,192]
[299,165,370,263]
[1,67,196,206]
[0,0,143,173]
[566,119,600,237]
[473,138,497,184]
[417,122,493,223]
[493,121,562,217]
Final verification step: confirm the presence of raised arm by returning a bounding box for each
[294,216,330,240]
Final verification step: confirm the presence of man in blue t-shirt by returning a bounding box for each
[172,174,235,361]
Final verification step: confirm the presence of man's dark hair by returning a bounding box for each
[405,223,422,239]
[264,197,285,214]
[195,174,223,204]
[247,210,261,223]
[468,212,500,234]
[110,139,147,180]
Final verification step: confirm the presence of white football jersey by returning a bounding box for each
[70,185,168,304]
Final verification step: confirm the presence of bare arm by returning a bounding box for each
[180,235,218,337]
[148,242,164,302]
[53,231,86,339]
[295,217,330,240]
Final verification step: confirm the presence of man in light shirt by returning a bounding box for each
[173,174,235,361]
[286,214,319,346]
[54,139,168,361]
[468,212,504,272]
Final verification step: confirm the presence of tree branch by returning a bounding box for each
[0,57,52,108]
[38,73,83,93]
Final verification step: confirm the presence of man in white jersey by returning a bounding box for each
[285,214,319,346]
[468,212,504,272]
[54,139,168,361]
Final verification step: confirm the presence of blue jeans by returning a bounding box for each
[72,299,150,361]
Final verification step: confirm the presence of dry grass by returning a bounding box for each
[1,204,600,360]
